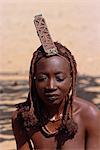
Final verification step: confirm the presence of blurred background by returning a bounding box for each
[0,0,100,149]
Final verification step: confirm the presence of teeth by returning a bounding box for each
[47,97,57,100]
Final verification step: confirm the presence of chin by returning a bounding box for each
[45,98,62,106]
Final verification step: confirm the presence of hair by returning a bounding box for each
[16,42,78,149]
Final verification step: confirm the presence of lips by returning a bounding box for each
[45,94,59,101]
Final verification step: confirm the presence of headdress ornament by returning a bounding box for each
[34,14,58,56]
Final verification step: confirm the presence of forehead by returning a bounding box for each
[35,55,70,74]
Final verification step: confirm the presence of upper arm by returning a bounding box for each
[84,105,100,150]
[12,111,30,150]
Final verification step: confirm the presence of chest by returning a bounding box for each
[31,119,85,150]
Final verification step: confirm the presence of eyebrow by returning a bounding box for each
[55,72,65,75]
[55,71,71,77]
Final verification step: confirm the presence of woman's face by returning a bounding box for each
[34,55,72,106]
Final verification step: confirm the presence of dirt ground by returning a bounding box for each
[0,0,100,149]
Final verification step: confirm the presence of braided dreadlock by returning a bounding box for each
[16,42,78,148]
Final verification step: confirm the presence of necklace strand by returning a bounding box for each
[49,113,63,122]
[42,125,57,136]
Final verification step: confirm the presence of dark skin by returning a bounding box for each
[12,56,100,150]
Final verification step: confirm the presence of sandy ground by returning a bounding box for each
[0,0,100,149]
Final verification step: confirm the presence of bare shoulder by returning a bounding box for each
[12,110,18,120]
[74,96,99,113]
[74,98,100,149]
[74,97,100,129]
[11,110,20,131]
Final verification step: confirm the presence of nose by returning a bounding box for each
[45,78,57,91]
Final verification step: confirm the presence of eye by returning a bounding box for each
[36,74,48,82]
[56,75,65,82]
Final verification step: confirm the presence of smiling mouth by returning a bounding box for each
[45,94,59,101]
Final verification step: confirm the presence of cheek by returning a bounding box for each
[35,82,45,95]
[60,80,71,96]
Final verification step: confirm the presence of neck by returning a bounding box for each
[43,99,66,119]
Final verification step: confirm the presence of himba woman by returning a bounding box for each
[12,15,100,150]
